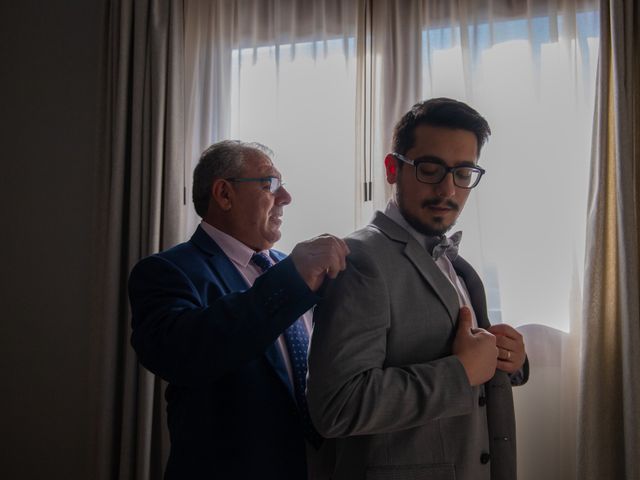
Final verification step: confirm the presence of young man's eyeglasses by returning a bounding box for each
[226,176,285,194]
[391,152,486,189]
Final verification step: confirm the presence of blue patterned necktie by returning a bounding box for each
[251,252,323,448]
[430,230,462,261]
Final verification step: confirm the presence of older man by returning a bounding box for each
[129,140,348,479]
[307,98,528,480]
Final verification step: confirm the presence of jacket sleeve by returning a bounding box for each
[306,240,474,438]
[128,254,318,387]
[509,357,530,386]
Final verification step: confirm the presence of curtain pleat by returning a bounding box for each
[91,0,185,478]
[578,1,640,478]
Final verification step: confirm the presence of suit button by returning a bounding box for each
[478,395,486,406]
[480,452,491,464]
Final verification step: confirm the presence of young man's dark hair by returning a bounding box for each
[392,97,492,158]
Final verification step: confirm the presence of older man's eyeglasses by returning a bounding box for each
[391,152,486,189]
[226,176,285,194]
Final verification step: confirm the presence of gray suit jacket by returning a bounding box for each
[307,212,528,480]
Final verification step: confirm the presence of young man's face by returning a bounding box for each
[388,124,478,237]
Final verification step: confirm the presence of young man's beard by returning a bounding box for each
[396,185,459,238]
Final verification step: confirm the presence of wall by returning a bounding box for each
[0,1,106,478]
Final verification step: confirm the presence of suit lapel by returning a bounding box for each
[190,226,295,398]
[371,212,459,325]
[452,256,491,329]
[191,226,247,293]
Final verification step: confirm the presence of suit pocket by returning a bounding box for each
[366,463,455,480]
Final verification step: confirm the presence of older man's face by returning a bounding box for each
[392,125,478,236]
[229,152,291,251]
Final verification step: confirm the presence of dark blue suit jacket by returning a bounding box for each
[128,226,319,479]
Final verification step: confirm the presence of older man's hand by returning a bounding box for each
[290,235,350,292]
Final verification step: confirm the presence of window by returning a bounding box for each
[422,12,600,331]
[226,6,600,335]
[230,39,357,253]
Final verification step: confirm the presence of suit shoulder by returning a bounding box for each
[157,240,201,262]
[345,224,398,258]
[340,226,398,279]
[130,240,205,281]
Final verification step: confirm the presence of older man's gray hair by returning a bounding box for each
[192,140,274,218]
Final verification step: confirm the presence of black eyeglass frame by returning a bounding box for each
[391,152,486,189]
[225,176,285,194]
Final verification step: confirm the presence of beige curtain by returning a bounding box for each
[90,0,186,478]
[578,1,640,478]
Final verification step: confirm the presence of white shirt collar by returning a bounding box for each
[200,221,270,267]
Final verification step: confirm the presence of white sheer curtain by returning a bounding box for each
[366,1,599,479]
[229,39,358,252]
[424,10,598,480]
[184,0,358,244]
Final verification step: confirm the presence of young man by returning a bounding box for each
[307,98,528,480]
